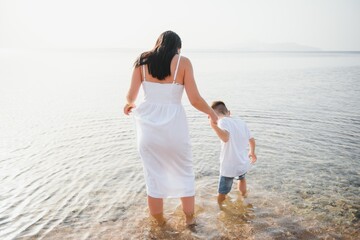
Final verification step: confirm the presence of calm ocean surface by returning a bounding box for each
[0,49,359,239]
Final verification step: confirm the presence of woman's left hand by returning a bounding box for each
[124,103,136,115]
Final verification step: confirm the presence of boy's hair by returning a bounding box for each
[211,101,229,115]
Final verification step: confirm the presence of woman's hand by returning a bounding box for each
[124,103,136,115]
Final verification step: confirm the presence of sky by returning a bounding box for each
[0,0,359,51]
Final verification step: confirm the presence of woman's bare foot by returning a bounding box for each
[185,213,196,227]
[151,213,166,226]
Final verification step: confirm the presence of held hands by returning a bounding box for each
[208,111,218,127]
[249,152,257,163]
[209,116,217,128]
[123,103,136,115]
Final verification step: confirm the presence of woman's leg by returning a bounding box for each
[180,196,195,225]
[147,196,165,225]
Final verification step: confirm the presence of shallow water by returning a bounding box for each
[0,49,359,239]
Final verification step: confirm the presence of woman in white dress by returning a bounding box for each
[124,31,218,226]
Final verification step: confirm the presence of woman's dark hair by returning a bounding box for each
[134,30,182,80]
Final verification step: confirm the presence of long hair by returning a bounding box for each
[134,31,182,80]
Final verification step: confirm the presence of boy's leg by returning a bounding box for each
[180,196,195,226]
[147,195,165,225]
[236,173,247,196]
[217,193,226,204]
[238,178,247,196]
[218,176,234,205]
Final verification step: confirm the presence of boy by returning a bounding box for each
[210,101,257,204]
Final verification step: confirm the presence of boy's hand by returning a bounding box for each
[249,153,257,163]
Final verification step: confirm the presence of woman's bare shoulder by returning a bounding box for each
[180,55,190,62]
[179,55,192,67]
[132,65,141,73]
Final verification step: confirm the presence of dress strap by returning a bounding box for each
[142,65,146,81]
[173,54,181,84]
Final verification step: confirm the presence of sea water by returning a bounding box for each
[0,49,359,239]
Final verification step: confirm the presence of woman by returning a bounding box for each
[124,31,218,226]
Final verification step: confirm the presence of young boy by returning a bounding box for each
[210,101,257,204]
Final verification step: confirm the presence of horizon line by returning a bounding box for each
[1,47,360,53]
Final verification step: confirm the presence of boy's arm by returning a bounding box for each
[248,138,257,163]
[210,121,229,142]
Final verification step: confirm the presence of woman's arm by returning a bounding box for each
[183,57,218,123]
[124,66,142,115]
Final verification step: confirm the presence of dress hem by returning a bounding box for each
[147,192,195,199]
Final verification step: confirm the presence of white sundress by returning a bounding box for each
[133,55,195,198]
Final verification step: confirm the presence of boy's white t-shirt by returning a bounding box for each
[218,117,253,177]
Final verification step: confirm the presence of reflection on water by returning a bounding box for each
[0,49,360,239]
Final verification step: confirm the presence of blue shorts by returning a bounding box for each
[218,173,246,195]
